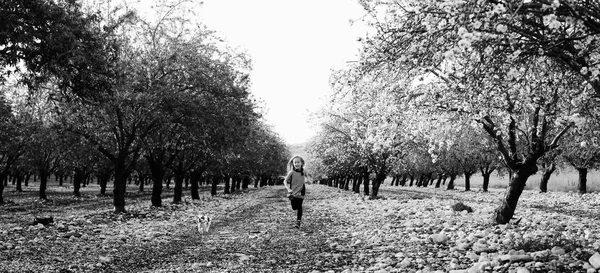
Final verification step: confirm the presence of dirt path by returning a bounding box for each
[143,185,356,273]
[1,184,359,273]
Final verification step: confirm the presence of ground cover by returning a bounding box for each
[1,184,600,273]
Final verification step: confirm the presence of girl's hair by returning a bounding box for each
[287,155,305,175]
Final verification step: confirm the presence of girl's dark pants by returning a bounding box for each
[290,197,303,221]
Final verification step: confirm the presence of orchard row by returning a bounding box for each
[306,0,600,225]
[0,0,290,211]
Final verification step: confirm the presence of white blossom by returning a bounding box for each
[496,24,507,33]
[543,14,561,30]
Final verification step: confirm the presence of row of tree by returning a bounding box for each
[308,0,600,224]
[0,0,290,212]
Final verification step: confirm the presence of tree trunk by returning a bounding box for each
[24,173,31,187]
[464,171,473,191]
[420,175,428,187]
[39,169,48,200]
[434,174,443,188]
[0,173,5,204]
[493,164,537,224]
[224,175,230,194]
[73,170,83,197]
[344,176,351,191]
[112,149,137,213]
[371,181,380,198]
[539,163,556,193]
[235,176,242,191]
[173,171,184,204]
[363,177,370,196]
[211,175,219,196]
[165,175,171,189]
[147,158,165,207]
[232,176,238,191]
[260,175,267,187]
[577,167,587,194]
[138,175,145,192]
[190,170,201,200]
[16,175,23,192]
[371,173,386,198]
[242,176,250,189]
[98,175,109,196]
[446,174,456,190]
[113,165,128,213]
[361,171,369,195]
[481,170,492,192]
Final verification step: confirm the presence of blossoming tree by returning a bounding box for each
[355,0,598,223]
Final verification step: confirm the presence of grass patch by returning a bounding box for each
[445,168,600,193]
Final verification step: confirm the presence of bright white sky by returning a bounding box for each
[196,0,369,145]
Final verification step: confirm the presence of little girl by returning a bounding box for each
[284,155,307,228]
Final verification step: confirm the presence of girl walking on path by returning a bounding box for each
[284,155,308,228]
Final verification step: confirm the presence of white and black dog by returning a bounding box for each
[197,215,212,233]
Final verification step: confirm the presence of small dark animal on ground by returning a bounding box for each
[32,216,54,226]
[451,202,473,213]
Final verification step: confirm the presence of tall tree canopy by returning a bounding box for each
[0,0,128,100]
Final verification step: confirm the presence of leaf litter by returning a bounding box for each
[1,185,600,272]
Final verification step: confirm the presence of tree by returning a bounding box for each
[428,122,501,192]
[63,90,157,212]
[434,149,462,190]
[561,113,600,194]
[54,0,228,211]
[6,85,65,200]
[60,132,99,197]
[537,150,561,193]
[239,121,289,190]
[356,0,593,224]
[315,67,411,198]
[0,93,25,204]
[0,0,127,100]
[358,0,600,96]
[307,128,361,191]
[25,123,64,200]
[119,0,260,205]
